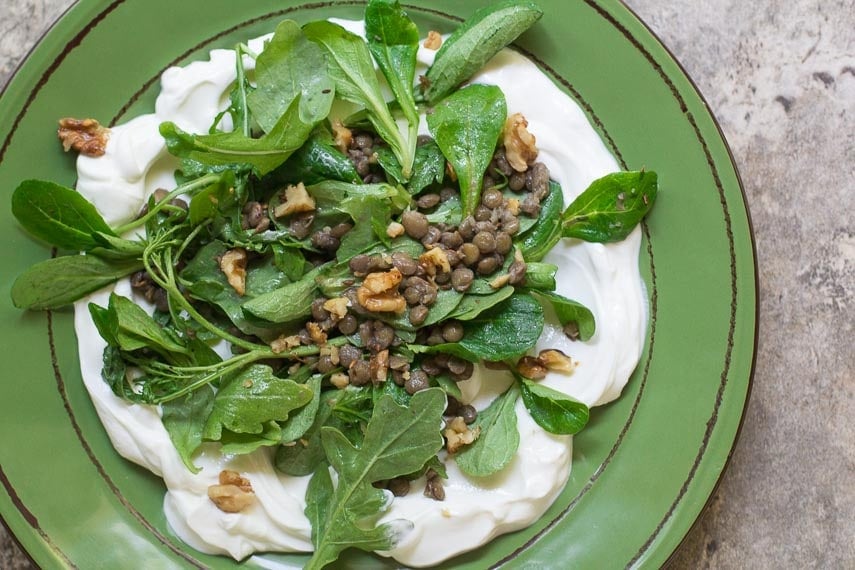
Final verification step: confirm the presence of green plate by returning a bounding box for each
[0,1,756,568]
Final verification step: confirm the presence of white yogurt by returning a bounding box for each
[73,20,645,567]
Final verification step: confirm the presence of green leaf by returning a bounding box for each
[247,20,334,134]
[161,385,215,473]
[562,170,658,242]
[447,285,513,321]
[533,290,596,341]
[365,0,420,178]
[523,262,557,292]
[241,267,320,323]
[421,288,464,327]
[517,180,564,261]
[279,375,323,443]
[303,20,413,180]
[187,170,238,225]
[275,391,337,477]
[274,129,360,185]
[427,84,506,216]
[203,365,313,440]
[305,389,445,569]
[11,179,117,251]
[454,385,519,477]
[518,377,589,435]
[376,140,446,195]
[423,0,543,103]
[429,293,544,361]
[219,421,282,455]
[11,254,143,310]
[336,196,391,261]
[305,463,334,548]
[160,93,320,176]
[107,293,190,356]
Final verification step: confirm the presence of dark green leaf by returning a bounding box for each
[203,365,313,440]
[423,1,543,103]
[11,254,143,310]
[523,262,557,292]
[447,285,513,321]
[274,130,360,185]
[160,93,320,176]
[241,267,320,323]
[365,0,420,177]
[517,180,564,261]
[279,375,323,443]
[305,462,334,548]
[219,421,282,454]
[107,293,190,356]
[518,377,589,435]
[562,170,658,242]
[454,385,519,477]
[427,84,506,216]
[11,179,117,251]
[533,290,596,341]
[275,391,337,477]
[305,389,445,569]
[247,20,334,133]
[161,385,215,473]
[303,20,413,179]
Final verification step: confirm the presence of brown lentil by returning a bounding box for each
[481,188,504,209]
[476,255,499,275]
[339,344,361,368]
[460,405,478,425]
[338,314,358,335]
[441,321,464,343]
[387,477,410,497]
[401,210,429,239]
[451,267,475,291]
[416,193,441,209]
[349,360,371,386]
[405,370,430,394]
[473,231,497,254]
[495,232,513,255]
[409,304,429,326]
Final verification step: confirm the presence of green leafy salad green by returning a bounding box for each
[10,1,657,567]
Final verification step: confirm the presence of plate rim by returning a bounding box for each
[0,0,759,567]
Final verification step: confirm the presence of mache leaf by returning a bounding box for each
[454,385,519,477]
[518,377,589,435]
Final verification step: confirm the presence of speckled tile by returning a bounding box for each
[0,1,852,568]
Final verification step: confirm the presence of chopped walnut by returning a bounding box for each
[323,297,349,320]
[330,372,349,389]
[356,268,407,313]
[386,221,405,238]
[424,30,443,50]
[270,334,301,354]
[208,470,254,513]
[370,349,390,384]
[273,183,316,218]
[538,349,576,373]
[331,119,353,154]
[320,345,340,366]
[444,416,481,454]
[517,355,548,380]
[57,117,110,157]
[306,322,328,345]
[503,113,538,172]
[219,248,247,296]
[419,247,451,276]
[506,197,521,216]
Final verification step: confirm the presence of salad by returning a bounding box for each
[10,1,657,568]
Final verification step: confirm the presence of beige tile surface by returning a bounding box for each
[1,0,852,568]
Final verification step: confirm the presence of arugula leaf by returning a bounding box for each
[427,84,506,216]
[160,93,322,176]
[11,179,117,251]
[518,377,589,435]
[336,196,391,261]
[11,254,143,310]
[423,0,543,103]
[305,389,445,569]
[533,290,596,341]
[279,375,323,444]
[454,385,519,477]
[365,0,420,177]
[203,365,313,440]
[220,421,283,455]
[247,20,334,133]
[161,385,215,473]
[276,390,338,477]
[97,293,190,357]
[303,20,413,179]
[562,170,658,242]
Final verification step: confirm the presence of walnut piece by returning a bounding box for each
[503,113,538,172]
[538,349,576,373]
[323,297,349,319]
[208,470,254,513]
[331,119,352,154]
[273,183,316,218]
[57,117,110,157]
[370,349,390,384]
[386,221,405,239]
[356,268,407,313]
[424,30,443,50]
[306,322,328,345]
[270,334,301,354]
[219,248,247,296]
[419,247,451,276]
[444,416,480,454]
[330,372,350,389]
